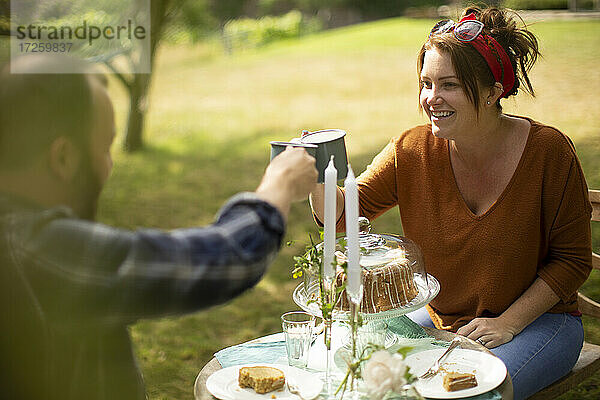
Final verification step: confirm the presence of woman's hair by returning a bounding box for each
[417,6,541,111]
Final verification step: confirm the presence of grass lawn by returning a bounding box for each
[97,17,600,400]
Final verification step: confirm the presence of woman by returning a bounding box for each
[310,6,592,399]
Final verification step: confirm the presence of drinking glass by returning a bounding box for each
[357,320,388,354]
[281,311,315,368]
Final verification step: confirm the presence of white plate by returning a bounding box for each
[405,348,507,399]
[206,363,323,400]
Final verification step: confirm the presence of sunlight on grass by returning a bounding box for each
[97,17,600,400]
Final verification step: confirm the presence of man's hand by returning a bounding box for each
[456,317,517,349]
[255,147,318,218]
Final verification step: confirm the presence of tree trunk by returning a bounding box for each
[569,0,577,11]
[124,73,150,152]
[123,0,173,152]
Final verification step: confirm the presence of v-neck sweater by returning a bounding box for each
[335,118,592,331]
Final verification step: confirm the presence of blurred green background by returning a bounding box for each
[96,15,599,400]
[2,0,599,399]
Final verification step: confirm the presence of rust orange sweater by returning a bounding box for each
[335,118,592,331]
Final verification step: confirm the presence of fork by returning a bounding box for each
[418,336,462,380]
[286,380,304,400]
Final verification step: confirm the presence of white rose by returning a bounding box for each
[363,351,409,400]
[389,353,408,393]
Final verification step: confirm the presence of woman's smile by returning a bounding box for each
[430,110,455,120]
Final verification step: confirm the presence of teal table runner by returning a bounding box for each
[214,316,502,400]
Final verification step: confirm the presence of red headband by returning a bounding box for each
[460,14,515,98]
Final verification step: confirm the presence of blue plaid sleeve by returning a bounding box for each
[12,193,285,326]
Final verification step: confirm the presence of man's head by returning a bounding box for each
[0,54,114,219]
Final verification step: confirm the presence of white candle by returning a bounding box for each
[344,165,361,301]
[323,156,337,280]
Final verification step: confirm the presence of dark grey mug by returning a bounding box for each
[300,129,348,182]
[269,141,318,163]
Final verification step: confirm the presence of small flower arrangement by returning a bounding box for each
[363,348,422,400]
[292,235,423,399]
[335,344,422,400]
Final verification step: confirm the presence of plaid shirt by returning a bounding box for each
[0,192,285,400]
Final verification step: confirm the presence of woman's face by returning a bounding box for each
[419,47,479,140]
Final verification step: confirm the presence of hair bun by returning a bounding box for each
[461,6,540,98]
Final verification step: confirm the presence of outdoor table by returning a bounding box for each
[193,326,514,400]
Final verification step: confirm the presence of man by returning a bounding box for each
[0,55,318,400]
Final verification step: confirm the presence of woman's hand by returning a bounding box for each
[456,317,517,349]
[309,182,344,224]
[456,278,560,349]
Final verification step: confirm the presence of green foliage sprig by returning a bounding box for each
[292,233,347,322]
[291,234,320,279]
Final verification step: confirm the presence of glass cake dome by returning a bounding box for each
[293,218,439,321]
[353,217,426,275]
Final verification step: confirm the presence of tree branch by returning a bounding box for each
[102,60,133,93]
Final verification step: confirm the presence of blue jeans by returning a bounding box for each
[406,308,583,400]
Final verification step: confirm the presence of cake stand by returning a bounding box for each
[294,273,440,352]
[292,273,440,322]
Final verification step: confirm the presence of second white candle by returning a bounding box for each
[323,156,337,280]
[344,165,361,301]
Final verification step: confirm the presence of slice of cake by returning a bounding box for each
[443,371,478,392]
[238,366,285,394]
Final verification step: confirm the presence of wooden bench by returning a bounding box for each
[528,189,600,399]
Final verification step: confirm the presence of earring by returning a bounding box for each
[486,101,491,105]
